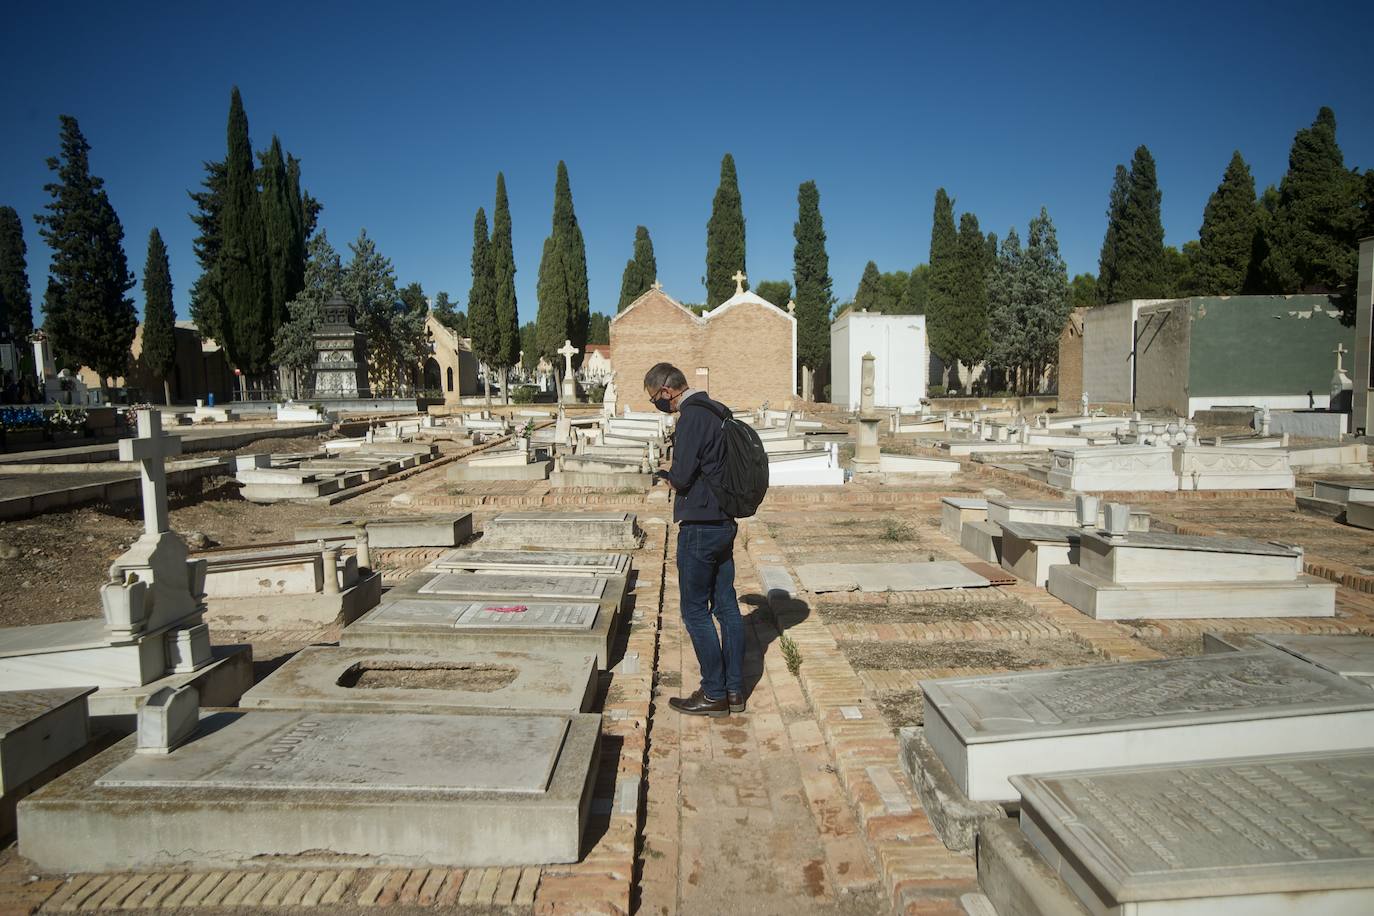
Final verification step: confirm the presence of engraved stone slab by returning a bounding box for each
[1015,750,1374,913]
[1258,634,1374,680]
[795,561,990,593]
[417,572,607,601]
[435,550,630,576]
[480,511,640,549]
[365,600,599,631]
[923,650,1374,800]
[99,711,569,794]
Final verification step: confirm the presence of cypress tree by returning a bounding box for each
[188,158,227,345]
[535,163,589,391]
[1021,208,1071,389]
[985,227,1024,376]
[1262,107,1362,313]
[853,261,889,312]
[1097,165,1130,303]
[925,189,959,368]
[467,208,499,404]
[618,225,657,310]
[1193,152,1258,295]
[491,173,520,400]
[259,136,297,334]
[1070,273,1102,308]
[34,115,137,390]
[948,212,990,383]
[141,228,177,404]
[706,153,746,306]
[41,278,75,371]
[219,88,271,376]
[0,206,33,343]
[792,180,833,388]
[535,235,567,388]
[899,264,930,315]
[1100,147,1166,301]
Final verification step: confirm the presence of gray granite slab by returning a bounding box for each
[1099,530,1299,557]
[1014,750,1374,910]
[1258,634,1374,678]
[98,710,568,794]
[417,572,607,601]
[364,599,600,631]
[926,650,1374,744]
[795,561,990,593]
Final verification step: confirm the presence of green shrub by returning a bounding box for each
[511,385,537,405]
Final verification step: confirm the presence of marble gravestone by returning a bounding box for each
[0,687,95,835]
[416,572,609,601]
[916,650,1374,801]
[1257,634,1374,689]
[1006,750,1374,915]
[1048,527,1335,620]
[939,497,986,540]
[434,549,631,577]
[479,511,641,550]
[19,709,601,871]
[295,514,474,549]
[240,645,598,716]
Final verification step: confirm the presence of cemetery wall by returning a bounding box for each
[78,323,233,404]
[1137,294,1354,415]
[1056,307,1086,411]
[1081,299,1154,407]
[1353,238,1374,434]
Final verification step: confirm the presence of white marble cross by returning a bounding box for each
[731,270,747,295]
[118,409,181,536]
[1334,342,1348,373]
[558,339,579,376]
[650,280,663,291]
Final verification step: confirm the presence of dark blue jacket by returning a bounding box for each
[668,391,729,523]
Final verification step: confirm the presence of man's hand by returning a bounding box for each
[656,463,676,490]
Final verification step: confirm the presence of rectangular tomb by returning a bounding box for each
[986,498,1149,532]
[295,514,474,548]
[479,511,641,550]
[434,549,631,577]
[19,710,601,871]
[940,497,986,540]
[919,650,1374,801]
[0,687,94,835]
[1011,750,1374,915]
[416,572,609,601]
[998,522,1081,587]
[239,645,597,715]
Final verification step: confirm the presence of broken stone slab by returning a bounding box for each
[240,645,597,716]
[898,725,1006,853]
[920,650,1374,802]
[1012,750,1374,915]
[294,514,474,548]
[18,709,601,871]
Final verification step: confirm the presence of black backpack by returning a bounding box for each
[682,398,770,518]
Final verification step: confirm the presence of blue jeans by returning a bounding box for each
[677,520,744,700]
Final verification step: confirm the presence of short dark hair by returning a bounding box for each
[643,362,688,391]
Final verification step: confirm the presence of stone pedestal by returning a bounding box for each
[312,298,368,398]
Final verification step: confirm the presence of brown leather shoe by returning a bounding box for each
[728,691,746,713]
[668,690,729,718]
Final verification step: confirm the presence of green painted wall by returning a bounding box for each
[1185,295,1355,397]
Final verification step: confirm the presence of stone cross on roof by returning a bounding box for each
[650,280,663,291]
[558,339,579,375]
[118,409,182,537]
[1334,342,1348,373]
[731,270,747,295]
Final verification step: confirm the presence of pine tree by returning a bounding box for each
[0,206,33,343]
[219,88,271,376]
[34,115,137,390]
[754,280,792,310]
[491,173,520,401]
[792,180,833,388]
[1097,165,1130,303]
[706,153,746,306]
[618,225,657,310]
[431,291,467,336]
[345,229,423,394]
[1099,147,1166,301]
[1262,107,1362,316]
[273,231,344,395]
[467,207,499,404]
[1191,152,1259,295]
[899,264,930,315]
[947,212,991,384]
[1070,273,1102,308]
[925,189,959,369]
[853,261,892,312]
[140,228,177,404]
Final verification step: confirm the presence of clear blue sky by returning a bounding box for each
[3,1,1371,325]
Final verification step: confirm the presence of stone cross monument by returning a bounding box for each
[852,352,882,473]
[732,270,747,296]
[558,339,579,403]
[119,409,181,537]
[1332,341,1353,403]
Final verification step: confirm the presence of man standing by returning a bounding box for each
[644,362,744,717]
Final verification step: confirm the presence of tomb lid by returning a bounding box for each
[997,521,1082,543]
[939,497,987,509]
[1257,634,1374,678]
[0,687,95,735]
[988,497,1147,515]
[416,572,608,600]
[97,711,572,795]
[1012,749,1374,904]
[435,550,630,573]
[362,599,600,631]
[493,511,631,522]
[1081,530,1299,557]
[924,650,1374,744]
[0,619,115,659]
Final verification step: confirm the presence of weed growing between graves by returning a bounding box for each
[779,634,803,676]
[447,486,466,495]
[880,519,915,542]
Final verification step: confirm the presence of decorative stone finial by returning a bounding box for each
[136,685,200,755]
[731,270,747,295]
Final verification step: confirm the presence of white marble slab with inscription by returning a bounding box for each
[434,549,630,577]
[1014,750,1374,914]
[479,511,640,550]
[922,650,1374,800]
[1258,634,1374,688]
[416,572,607,601]
[363,599,600,631]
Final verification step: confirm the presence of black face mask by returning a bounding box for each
[652,396,674,414]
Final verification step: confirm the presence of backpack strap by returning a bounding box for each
[682,395,731,423]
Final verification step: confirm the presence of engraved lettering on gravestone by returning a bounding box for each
[455,602,599,629]
[417,573,607,600]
